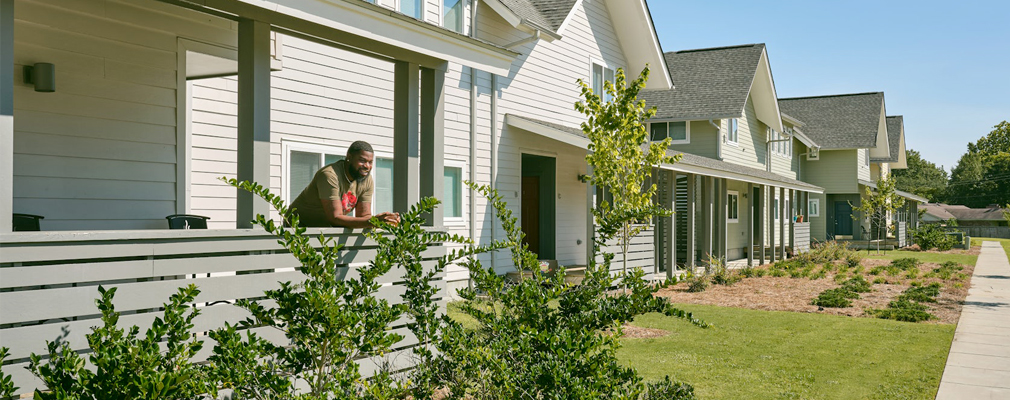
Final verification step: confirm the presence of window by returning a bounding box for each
[864,149,870,167]
[443,0,464,33]
[785,199,790,221]
[727,191,739,223]
[768,128,793,158]
[284,142,394,215]
[649,121,689,143]
[809,199,820,217]
[400,0,423,19]
[443,165,463,221]
[808,147,820,161]
[727,118,739,144]
[592,61,615,102]
[774,198,780,220]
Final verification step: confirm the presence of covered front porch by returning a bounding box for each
[0,0,514,394]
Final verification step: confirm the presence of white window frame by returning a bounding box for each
[726,118,739,145]
[372,0,426,20]
[809,198,820,217]
[443,159,467,226]
[440,0,467,33]
[774,197,780,220]
[648,121,691,144]
[727,190,739,223]
[807,147,820,161]
[589,58,617,102]
[281,140,395,215]
[863,149,870,168]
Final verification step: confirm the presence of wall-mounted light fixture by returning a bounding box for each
[24,63,55,92]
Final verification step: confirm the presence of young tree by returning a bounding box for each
[852,174,904,254]
[575,66,681,281]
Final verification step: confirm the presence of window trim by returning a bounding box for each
[726,118,739,145]
[807,147,820,161]
[809,198,820,217]
[648,120,691,144]
[589,58,617,101]
[440,0,466,33]
[443,159,467,226]
[727,190,739,223]
[281,140,395,215]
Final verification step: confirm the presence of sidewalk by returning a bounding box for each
[936,241,1010,399]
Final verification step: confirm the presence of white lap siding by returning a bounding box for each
[12,0,236,230]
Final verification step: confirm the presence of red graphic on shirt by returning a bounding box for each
[342,193,358,214]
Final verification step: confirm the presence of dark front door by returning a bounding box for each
[522,175,541,255]
[834,201,853,236]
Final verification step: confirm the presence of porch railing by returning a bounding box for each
[0,229,445,394]
[598,226,656,274]
[792,222,811,254]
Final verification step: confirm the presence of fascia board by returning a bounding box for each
[605,0,672,90]
[748,50,784,132]
[505,115,590,149]
[661,163,824,194]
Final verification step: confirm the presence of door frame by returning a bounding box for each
[520,153,557,260]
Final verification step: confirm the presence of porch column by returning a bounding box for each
[236,19,272,228]
[586,165,595,267]
[747,183,754,266]
[420,66,445,226]
[779,187,786,260]
[701,176,713,262]
[393,61,420,213]
[718,178,728,260]
[669,173,677,279]
[769,186,776,264]
[0,0,12,232]
[789,189,795,257]
[757,185,765,264]
[686,174,696,268]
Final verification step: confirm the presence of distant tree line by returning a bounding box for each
[894,121,1010,207]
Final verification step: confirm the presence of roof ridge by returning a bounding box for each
[667,43,765,55]
[779,92,883,101]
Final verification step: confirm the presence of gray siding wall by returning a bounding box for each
[11,0,237,230]
[669,121,718,158]
[857,148,871,182]
[803,149,859,194]
[720,96,767,171]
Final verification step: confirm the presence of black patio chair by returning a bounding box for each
[166,214,211,229]
[12,213,44,231]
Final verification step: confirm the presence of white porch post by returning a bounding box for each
[779,187,786,260]
[586,165,595,267]
[702,176,713,261]
[686,174,696,268]
[420,66,445,226]
[235,18,272,229]
[720,178,729,260]
[757,184,765,264]
[394,61,420,213]
[747,183,754,266]
[0,0,11,232]
[768,186,776,264]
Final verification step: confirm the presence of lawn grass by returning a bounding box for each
[971,237,1010,259]
[620,304,955,400]
[860,249,977,266]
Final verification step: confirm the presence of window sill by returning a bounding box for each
[728,219,739,224]
[443,218,466,227]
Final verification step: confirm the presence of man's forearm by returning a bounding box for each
[327,214,373,228]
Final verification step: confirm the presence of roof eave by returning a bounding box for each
[605,0,673,90]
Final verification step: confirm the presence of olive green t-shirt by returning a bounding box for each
[289,160,374,227]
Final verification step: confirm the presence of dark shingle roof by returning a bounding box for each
[497,0,578,33]
[506,114,821,191]
[872,115,903,162]
[639,44,766,120]
[777,92,885,150]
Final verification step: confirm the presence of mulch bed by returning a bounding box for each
[655,248,977,324]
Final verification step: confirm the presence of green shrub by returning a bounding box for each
[897,283,942,303]
[933,261,964,280]
[0,348,18,398]
[642,377,696,400]
[809,270,827,280]
[909,280,922,287]
[834,273,849,283]
[841,276,872,293]
[845,254,862,269]
[29,285,212,399]
[869,266,885,276]
[812,288,859,308]
[755,268,768,277]
[809,240,855,262]
[686,274,710,293]
[867,300,934,322]
[891,258,922,271]
[740,266,758,278]
[904,268,920,279]
[873,277,886,284]
[912,224,958,251]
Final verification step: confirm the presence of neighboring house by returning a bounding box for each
[778,93,891,241]
[638,44,824,267]
[921,204,1009,226]
[1,0,516,392]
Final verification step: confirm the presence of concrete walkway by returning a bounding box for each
[936,241,1010,399]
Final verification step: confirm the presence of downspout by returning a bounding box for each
[468,0,479,290]
[709,119,721,160]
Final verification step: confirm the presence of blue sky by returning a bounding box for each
[648,1,1010,171]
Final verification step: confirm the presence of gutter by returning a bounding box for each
[504,30,542,50]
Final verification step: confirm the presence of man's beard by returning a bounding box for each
[347,165,369,180]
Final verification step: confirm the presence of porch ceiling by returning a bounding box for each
[161,0,517,75]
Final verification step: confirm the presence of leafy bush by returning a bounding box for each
[904,268,920,279]
[912,224,958,251]
[891,258,922,271]
[740,266,759,278]
[897,283,942,303]
[873,277,886,284]
[642,377,696,400]
[841,276,873,293]
[809,240,855,262]
[426,182,709,400]
[812,288,859,308]
[933,261,964,280]
[29,285,211,399]
[684,272,710,293]
[845,254,862,269]
[706,255,740,286]
[867,300,934,322]
[0,348,18,398]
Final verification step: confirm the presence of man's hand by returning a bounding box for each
[375,212,401,227]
